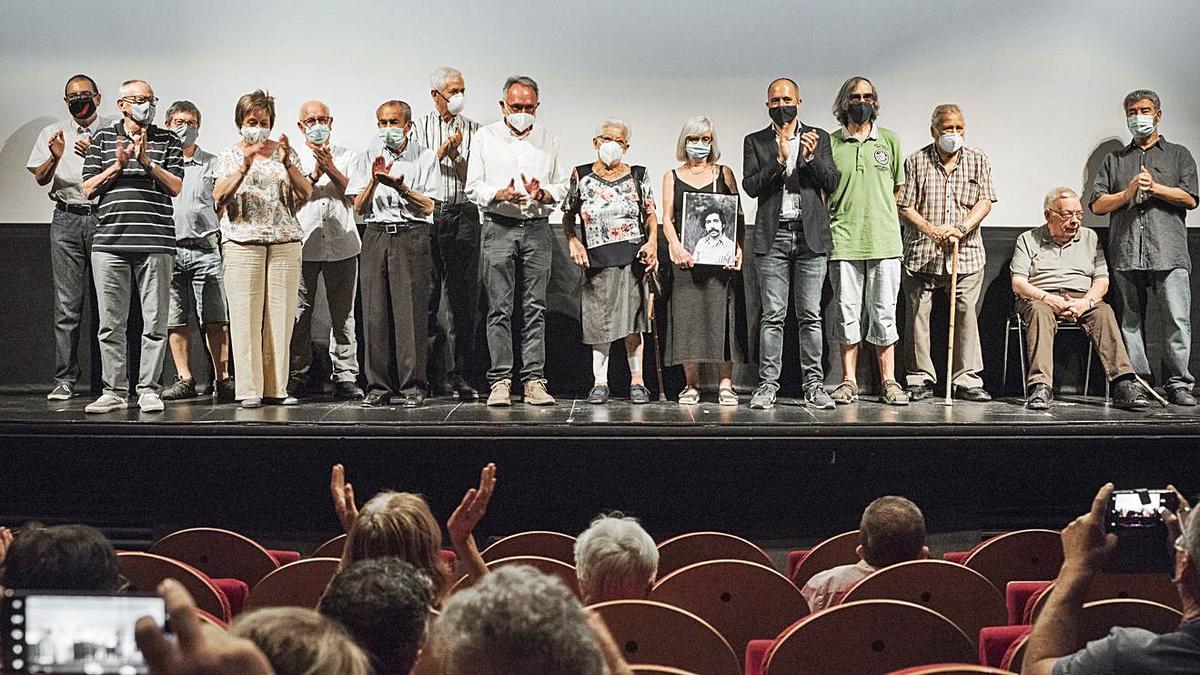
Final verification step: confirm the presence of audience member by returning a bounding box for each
[0,523,122,591]
[574,511,659,604]
[230,607,372,675]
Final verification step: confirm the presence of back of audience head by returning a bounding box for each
[574,511,658,604]
[319,556,433,675]
[858,496,929,568]
[0,524,123,592]
[230,606,372,675]
[428,565,607,675]
[345,490,452,601]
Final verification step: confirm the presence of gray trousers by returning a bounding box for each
[361,226,431,396]
[49,207,97,385]
[1113,268,1195,392]
[289,256,360,385]
[91,251,173,398]
[901,266,985,388]
[756,226,827,389]
[481,216,552,384]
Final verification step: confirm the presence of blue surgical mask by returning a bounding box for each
[1127,114,1156,138]
[685,140,711,162]
[305,123,330,145]
[379,126,408,150]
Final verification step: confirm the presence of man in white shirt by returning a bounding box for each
[26,74,116,401]
[465,75,569,407]
[414,67,484,402]
[289,100,368,401]
[690,210,736,265]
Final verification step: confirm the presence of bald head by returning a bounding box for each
[297,100,333,141]
[299,100,330,120]
[768,78,799,99]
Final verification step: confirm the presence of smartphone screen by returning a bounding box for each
[3,591,165,674]
[1106,489,1179,530]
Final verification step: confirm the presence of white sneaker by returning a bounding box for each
[85,394,128,414]
[138,391,165,413]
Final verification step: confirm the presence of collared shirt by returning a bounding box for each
[360,138,439,225]
[82,121,184,255]
[26,115,118,205]
[777,131,802,221]
[692,234,736,266]
[213,144,304,245]
[465,121,569,220]
[413,111,481,205]
[828,124,905,261]
[1088,136,1198,272]
[172,146,220,241]
[297,144,368,262]
[800,560,876,613]
[1053,622,1200,675]
[898,144,998,275]
[1010,225,1108,295]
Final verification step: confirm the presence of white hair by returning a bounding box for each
[428,566,606,675]
[1043,186,1080,211]
[594,118,631,141]
[574,513,658,603]
[675,115,721,162]
[430,67,463,92]
[930,103,963,128]
[118,79,151,97]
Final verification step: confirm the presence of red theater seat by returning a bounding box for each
[244,557,341,612]
[656,532,775,578]
[481,531,576,564]
[150,527,280,587]
[589,599,740,675]
[789,530,859,589]
[118,551,232,622]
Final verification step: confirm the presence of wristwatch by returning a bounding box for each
[956,224,968,236]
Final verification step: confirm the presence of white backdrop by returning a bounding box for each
[1,0,1197,225]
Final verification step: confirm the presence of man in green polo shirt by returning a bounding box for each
[826,75,907,405]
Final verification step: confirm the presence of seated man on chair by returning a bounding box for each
[802,496,928,612]
[1011,186,1151,411]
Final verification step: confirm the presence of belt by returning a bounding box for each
[485,213,547,227]
[177,234,219,249]
[779,219,804,232]
[54,200,93,216]
[366,221,426,234]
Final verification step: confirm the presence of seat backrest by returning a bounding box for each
[312,534,347,559]
[485,555,581,598]
[629,667,700,675]
[117,551,230,622]
[649,559,808,659]
[842,560,1006,640]
[1080,598,1182,641]
[150,527,280,587]
[590,600,741,675]
[244,557,341,612]
[790,531,860,589]
[963,530,1063,592]
[656,532,774,578]
[481,531,577,564]
[886,665,1017,674]
[1000,632,1030,672]
[1028,573,1182,622]
[763,599,976,675]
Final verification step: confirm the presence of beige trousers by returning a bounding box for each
[222,241,302,400]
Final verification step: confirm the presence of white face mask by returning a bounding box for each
[937,132,963,155]
[598,141,624,167]
[171,123,198,148]
[506,112,535,134]
[128,101,155,125]
[446,93,466,116]
[240,125,270,144]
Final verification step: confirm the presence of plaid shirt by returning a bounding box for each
[898,144,997,275]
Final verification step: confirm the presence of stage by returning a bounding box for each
[3,392,1199,553]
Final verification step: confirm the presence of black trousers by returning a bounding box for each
[427,201,482,385]
[360,226,432,396]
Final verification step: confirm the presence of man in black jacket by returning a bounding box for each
[743,78,841,409]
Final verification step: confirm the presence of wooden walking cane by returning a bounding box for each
[645,265,668,401]
[942,239,960,406]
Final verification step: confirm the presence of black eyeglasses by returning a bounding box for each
[121,95,159,105]
[65,92,96,102]
[301,116,333,127]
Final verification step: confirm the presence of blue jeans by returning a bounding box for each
[756,226,827,388]
[1113,268,1194,391]
[481,216,552,384]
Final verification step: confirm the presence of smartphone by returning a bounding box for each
[2,590,166,674]
[1103,489,1179,574]
[1105,489,1179,532]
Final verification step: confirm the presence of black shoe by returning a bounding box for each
[629,384,651,404]
[586,384,610,404]
[1026,383,1053,410]
[954,385,993,402]
[1168,388,1198,406]
[161,376,197,401]
[214,377,236,403]
[333,380,364,400]
[402,391,426,408]
[450,376,479,402]
[1113,379,1151,410]
[361,391,390,407]
[907,382,934,401]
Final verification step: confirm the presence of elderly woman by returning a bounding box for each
[661,115,747,405]
[213,90,311,408]
[573,512,659,604]
[563,118,659,405]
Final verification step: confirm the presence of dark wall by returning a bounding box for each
[2,222,1198,397]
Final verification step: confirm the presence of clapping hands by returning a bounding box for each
[447,463,497,549]
[330,463,359,533]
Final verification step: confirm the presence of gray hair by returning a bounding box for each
[1043,186,1080,211]
[118,79,151,97]
[594,118,631,141]
[502,75,539,98]
[1184,506,1200,573]
[428,565,607,675]
[377,100,412,124]
[574,512,658,603]
[675,115,721,162]
[430,67,463,92]
[165,100,201,126]
[833,75,878,127]
[930,104,963,128]
[1123,89,1161,112]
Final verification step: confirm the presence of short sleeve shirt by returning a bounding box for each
[1053,623,1200,674]
[898,144,998,275]
[26,115,118,206]
[1010,225,1108,295]
[360,139,439,225]
[564,167,656,268]
[297,144,368,262]
[172,147,220,240]
[800,560,876,613]
[213,144,305,245]
[828,125,905,261]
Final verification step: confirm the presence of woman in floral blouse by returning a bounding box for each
[213,90,312,408]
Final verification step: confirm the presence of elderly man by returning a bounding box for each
[354,101,438,408]
[691,209,736,265]
[415,67,483,401]
[81,79,183,414]
[1021,484,1200,674]
[802,496,928,611]
[27,74,116,401]
[1089,89,1199,406]
[574,512,659,604]
[1011,187,1151,410]
[898,104,996,402]
[158,101,234,403]
[288,100,367,402]
[743,77,840,410]
[466,75,568,407]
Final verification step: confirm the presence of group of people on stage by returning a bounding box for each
[28,69,1198,412]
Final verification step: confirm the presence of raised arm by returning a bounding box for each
[447,463,497,583]
[329,463,359,533]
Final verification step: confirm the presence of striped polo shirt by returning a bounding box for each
[82,121,183,255]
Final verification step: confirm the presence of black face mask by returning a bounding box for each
[768,105,798,127]
[846,102,874,125]
[68,97,96,120]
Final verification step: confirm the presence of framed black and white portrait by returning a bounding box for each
[681,192,738,267]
